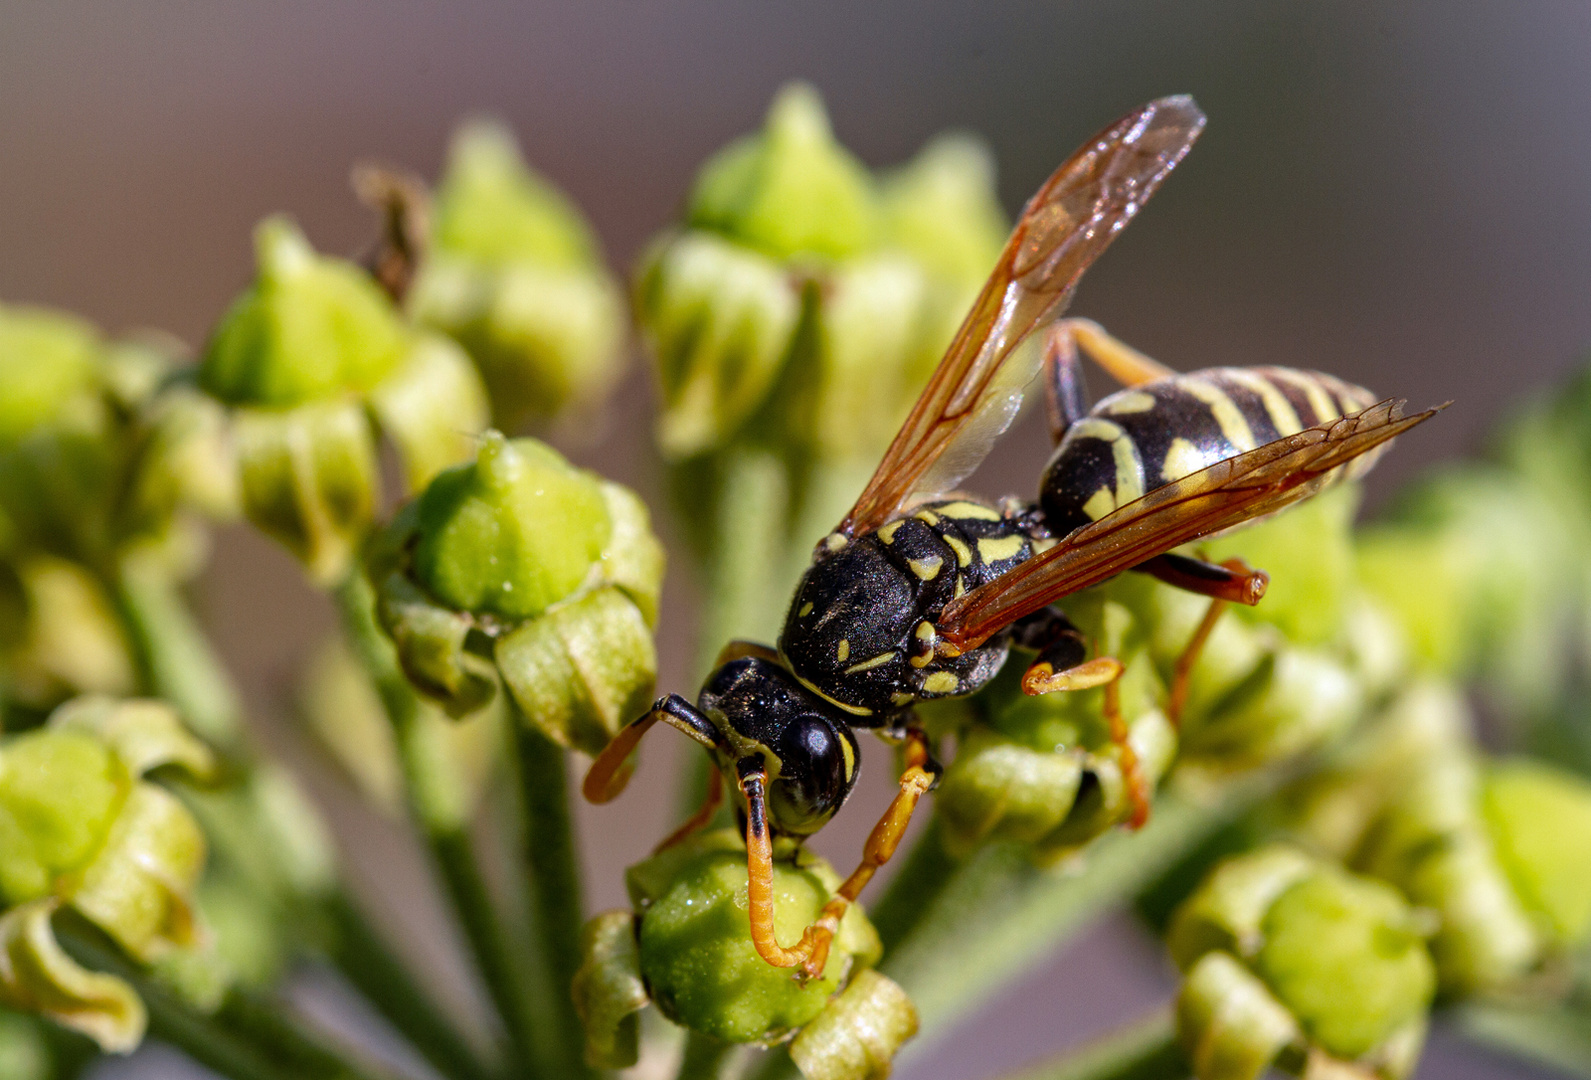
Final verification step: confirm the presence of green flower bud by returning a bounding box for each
[2,555,137,711]
[0,304,100,446]
[232,400,378,586]
[1481,759,1591,948]
[367,333,490,491]
[0,899,144,1053]
[1170,846,1435,1078]
[572,910,648,1070]
[48,695,216,780]
[788,968,918,1080]
[879,134,1007,289]
[412,120,626,430]
[0,729,130,905]
[626,830,882,1044]
[373,433,663,752]
[127,385,240,531]
[636,231,803,458]
[689,84,877,263]
[200,217,406,408]
[412,431,609,620]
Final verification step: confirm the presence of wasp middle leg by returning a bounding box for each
[1136,555,1266,728]
[1013,607,1150,829]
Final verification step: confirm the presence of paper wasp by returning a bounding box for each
[586,95,1440,980]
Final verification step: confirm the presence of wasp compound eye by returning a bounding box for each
[769,715,859,836]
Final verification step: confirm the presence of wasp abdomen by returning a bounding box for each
[1039,366,1381,535]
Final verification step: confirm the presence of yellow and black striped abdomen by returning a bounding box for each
[1038,366,1381,535]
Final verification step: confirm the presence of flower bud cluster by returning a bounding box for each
[0,307,236,716]
[199,219,489,585]
[0,697,217,1052]
[409,121,627,434]
[575,829,917,1078]
[1276,680,1591,997]
[638,83,1007,466]
[1169,845,1436,1080]
[371,431,664,755]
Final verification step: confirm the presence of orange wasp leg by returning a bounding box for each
[739,732,938,980]
[1021,651,1151,830]
[1163,558,1265,728]
[583,695,723,804]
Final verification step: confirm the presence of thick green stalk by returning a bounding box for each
[997,1011,1186,1080]
[114,552,244,751]
[510,713,595,1080]
[690,447,790,680]
[323,892,497,1080]
[333,570,542,1078]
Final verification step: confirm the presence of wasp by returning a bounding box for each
[586,96,1440,980]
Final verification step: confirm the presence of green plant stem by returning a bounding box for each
[333,570,542,1078]
[676,1030,735,1080]
[59,925,386,1080]
[865,815,958,954]
[323,891,497,1080]
[510,710,596,1080]
[997,1010,1186,1080]
[114,551,243,751]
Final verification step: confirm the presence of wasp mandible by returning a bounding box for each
[586,95,1441,981]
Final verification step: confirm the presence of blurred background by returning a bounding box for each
[3,2,1589,1077]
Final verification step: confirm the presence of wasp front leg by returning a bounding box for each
[1133,554,1267,728]
[738,731,940,980]
[1013,607,1150,829]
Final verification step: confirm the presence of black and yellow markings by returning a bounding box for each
[934,500,1003,522]
[836,639,850,662]
[798,601,814,617]
[908,556,944,581]
[844,651,897,675]
[1063,416,1146,522]
[910,621,936,668]
[921,671,960,694]
[942,533,973,566]
[976,534,1026,565]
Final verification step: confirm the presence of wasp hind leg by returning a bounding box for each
[739,731,940,980]
[1134,555,1267,728]
[1014,607,1150,829]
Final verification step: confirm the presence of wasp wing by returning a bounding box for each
[838,96,1207,537]
[935,399,1444,652]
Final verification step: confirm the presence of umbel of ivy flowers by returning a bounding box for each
[1169,845,1437,1080]
[199,216,489,585]
[574,829,918,1079]
[0,696,217,1053]
[369,430,663,755]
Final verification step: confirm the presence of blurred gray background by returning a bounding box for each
[3,2,1588,1077]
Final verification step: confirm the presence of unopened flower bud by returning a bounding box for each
[689,83,876,262]
[201,217,406,408]
[788,968,918,1080]
[1481,759,1591,950]
[2,555,137,711]
[374,433,663,752]
[412,120,625,430]
[936,628,1176,858]
[1170,846,1436,1079]
[367,333,490,491]
[625,829,882,1044]
[0,303,101,445]
[232,400,378,585]
[572,910,648,1069]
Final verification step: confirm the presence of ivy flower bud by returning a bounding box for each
[1170,845,1436,1079]
[2,555,137,711]
[0,303,101,446]
[0,698,215,1051]
[624,829,882,1044]
[411,120,625,431]
[1481,759,1591,951]
[373,432,663,753]
[936,601,1176,858]
[202,219,489,584]
[572,910,649,1069]
[788,969,919,1080]
[201,217,406,409]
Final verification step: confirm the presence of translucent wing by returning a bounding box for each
[838,95,1207,537]
[935,399,1445,652]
